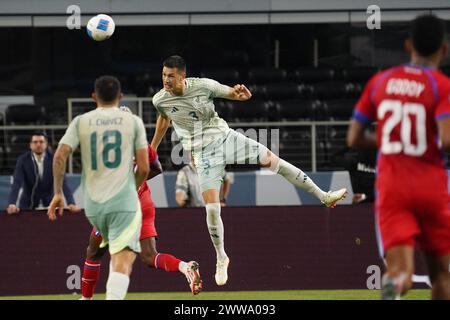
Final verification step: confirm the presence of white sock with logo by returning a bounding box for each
[205,203,228,261]
[270,158,326,200]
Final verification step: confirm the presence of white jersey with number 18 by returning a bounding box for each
[59,107,148,216]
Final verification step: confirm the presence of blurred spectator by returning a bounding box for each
[175,158,233,208]
[334,147,376,204]
[6,132,81,214]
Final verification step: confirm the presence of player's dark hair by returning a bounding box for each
[30,131,47,142]
[94,75,121,103]
[411,14,446,57]
[163,55,186,71]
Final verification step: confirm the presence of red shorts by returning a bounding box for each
[376,186,450,257]
[91,190,157,241]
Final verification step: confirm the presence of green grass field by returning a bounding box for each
[0,289,430,300]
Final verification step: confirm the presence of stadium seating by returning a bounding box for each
[5,104,45,124]
[262,83,305,100]
[339,66,378,83]
[214,99,231,119]
[279,127,312,169]
[274,99,317,121]
[200,69,240,85]
[248,68,287,84]
[309,81,353,100]
[228,99,269,122]
[135,72,163,96]
[289,67,335,83]
[321,98,358,120]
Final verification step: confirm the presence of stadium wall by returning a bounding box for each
[0,204,429,296]
[2,170,450,210]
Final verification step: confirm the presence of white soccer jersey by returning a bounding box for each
[152,78,231,151]
[59,107,148,216]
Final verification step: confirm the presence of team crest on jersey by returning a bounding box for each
[171,106,179,113]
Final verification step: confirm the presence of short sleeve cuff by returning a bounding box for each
[435,112,450,122]
[58,140,77,151]
[135,143,148,150]
[352,110,373,125]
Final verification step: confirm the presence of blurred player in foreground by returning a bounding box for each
[151,55,348,286]
[80,107,202,299]
[48,76,149,300]
[347,14,450,300]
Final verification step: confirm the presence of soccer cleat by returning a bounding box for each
[381,274,401,300]
[215,257,230,286]
[185,261,202,295]
[321,188,348,208]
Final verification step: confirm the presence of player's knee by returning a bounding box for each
[112,254,135,276]
[260,150,275,166]
[113,262,132,275]
[260,151,280,173]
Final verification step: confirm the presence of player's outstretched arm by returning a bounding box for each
[226,84,252,101]
[150,115,171,151]
[47,144,72,221]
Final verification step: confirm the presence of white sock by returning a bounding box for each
[106,272,130,300]
[178,261,189,275]
[205,203,228,261]
[270,158,326,200]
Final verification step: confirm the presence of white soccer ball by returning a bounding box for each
[86,14,115,41]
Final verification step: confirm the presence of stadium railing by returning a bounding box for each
[0,97,352,174]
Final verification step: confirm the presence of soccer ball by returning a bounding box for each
[86,14,115,41]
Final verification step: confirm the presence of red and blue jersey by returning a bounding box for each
[353,64,450,191]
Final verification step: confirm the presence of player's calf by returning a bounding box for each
[432,272,450,300]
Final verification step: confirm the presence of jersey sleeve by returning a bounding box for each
[134,116,148,151]
[148,144,158,163]
[152,95,168,117]
[201,78,231,99]
[352,75,378,125]
[59,116,80,150]
[435,76,450,122]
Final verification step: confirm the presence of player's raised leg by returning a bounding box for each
[140,237,202,295]
[259,149,347,208]
[425,253,450,300]
[381,246,414,300]
[203,188,229,286]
